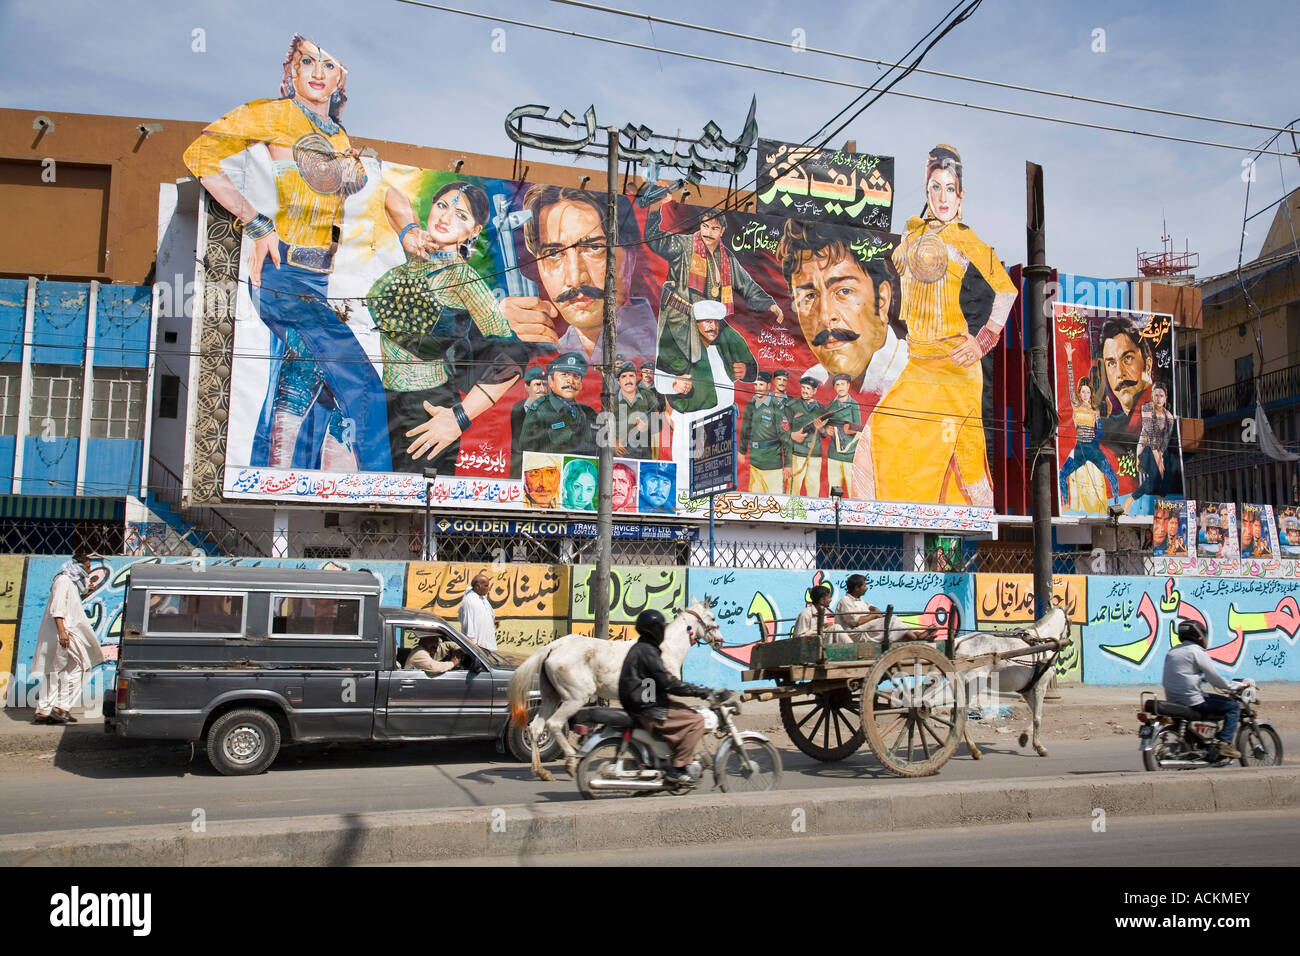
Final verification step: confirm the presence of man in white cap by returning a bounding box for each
[656,299,757,465]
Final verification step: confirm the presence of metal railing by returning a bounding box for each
[0,518,1158,574]
[1200,363,1300,420]
[147,456,266,557]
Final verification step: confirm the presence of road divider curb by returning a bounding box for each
[3,767,1298,866]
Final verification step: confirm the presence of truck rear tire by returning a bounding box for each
[506,713,562,763]
[206,708,282,776]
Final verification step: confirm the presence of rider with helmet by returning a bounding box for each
[619,609,723,786]
[1163,621,1245,759]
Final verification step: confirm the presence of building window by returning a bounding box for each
[1235,354,1255,410]
[1176,340,1199,419]
[28,365,84,440]
[158,374,180,420]
[0,363,21,436]
[91,368,147,439]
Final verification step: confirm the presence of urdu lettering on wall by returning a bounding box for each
[1,559,1299,696]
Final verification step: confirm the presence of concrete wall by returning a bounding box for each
[4,558,1298,711]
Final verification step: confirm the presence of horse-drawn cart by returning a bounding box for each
[741,608,1069,777]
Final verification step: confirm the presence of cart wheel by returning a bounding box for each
[861,643,966,777]
[779,688,865,761]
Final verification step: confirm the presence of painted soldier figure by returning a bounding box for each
[519,352,599,456]
[739,371,792,494]
[614,360,655,460]
[825,373,862,497]
[788,372,829,497]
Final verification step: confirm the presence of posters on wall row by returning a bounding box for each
[1151,499,1300,577]
[185,38,1016,530]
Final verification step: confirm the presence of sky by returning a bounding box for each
[1,0,1295,280]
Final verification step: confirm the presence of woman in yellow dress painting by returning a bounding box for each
[868,145,1017,506]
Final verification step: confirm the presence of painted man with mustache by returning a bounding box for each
[1096,316,1160,512]
[776,219,907,500]
[506,185,656,363]
[776,219,907,402]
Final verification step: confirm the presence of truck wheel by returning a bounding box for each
[206,708,282,776]
[506,713,562,763]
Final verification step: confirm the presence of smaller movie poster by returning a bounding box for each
[1191,500,1239,560]
[1277,505,1300,558]
[1240,503,1280,559]
[1152,498,1191,557]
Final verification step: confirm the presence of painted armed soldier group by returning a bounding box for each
[739,368,862,497]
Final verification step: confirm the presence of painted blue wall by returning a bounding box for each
[83,439,143,496]
[21,438,78,494]
[93,285,151,368]
[0,437,14,495]
[31,281,89,367]
[0,279,25,364]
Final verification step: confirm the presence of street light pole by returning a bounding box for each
[594,128,618,642]
[423,468,437,562]
[831,485,843,553]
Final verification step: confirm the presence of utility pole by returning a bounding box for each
[1024,162,1055,618]
[594,128,618,641]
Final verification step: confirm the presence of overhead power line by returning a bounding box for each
[392,0,1300,158]
[552,0,1298,136]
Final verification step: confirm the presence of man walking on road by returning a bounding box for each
[31,552,103,724]
[458,574,498,652]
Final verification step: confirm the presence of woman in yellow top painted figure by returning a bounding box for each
[183,34,391,472]
[868,145,1016,505]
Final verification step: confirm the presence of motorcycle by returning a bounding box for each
[572,693,782,798]
[1137,681,1283,770]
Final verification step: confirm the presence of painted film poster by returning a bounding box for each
[1240,503,1280,560]
[1279,505,1300,559]
[186,51,1013,519]
[1053,303,1182,518]
[1190,500,1240,561]
[1151,498,1192,558]
[755,138,895,231]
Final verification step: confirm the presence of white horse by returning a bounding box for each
[954,607,1070,759]
[507,599,724,781]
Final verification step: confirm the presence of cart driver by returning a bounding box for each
[618,609,725,787]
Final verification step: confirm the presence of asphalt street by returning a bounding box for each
[431,808,1300,867]
[4,732,1293,836]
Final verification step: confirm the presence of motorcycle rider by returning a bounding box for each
[1162,620,1244,760]
[619,609,723,787]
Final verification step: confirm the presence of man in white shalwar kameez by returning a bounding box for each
[31,553,103,724]
[458,574,498,651]
[792,585,850,644]
[834,574,884,643]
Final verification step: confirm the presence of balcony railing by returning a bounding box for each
[1200,363,1300,419]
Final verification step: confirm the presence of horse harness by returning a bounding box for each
[682,606,720,646]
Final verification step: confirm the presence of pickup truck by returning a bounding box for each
[105,564,559,775]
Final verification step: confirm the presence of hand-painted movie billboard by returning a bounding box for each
[1053,303,1182,518]
[188,37,1017,524]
